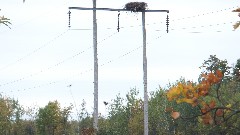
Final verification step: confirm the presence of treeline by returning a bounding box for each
[1,55,239,135]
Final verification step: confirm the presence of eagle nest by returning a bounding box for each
[124,2,148,12]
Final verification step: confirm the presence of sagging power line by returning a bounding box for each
[0,31,119,88]
[0,19,233,89]
[1,5,235,73]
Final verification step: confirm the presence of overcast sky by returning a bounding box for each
[1,0,240,117]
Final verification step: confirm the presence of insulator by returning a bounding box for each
[117,11,120,32]
[68,10,71,28]
[166,14,169,33]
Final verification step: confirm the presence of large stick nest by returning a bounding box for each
[124,2,148,12]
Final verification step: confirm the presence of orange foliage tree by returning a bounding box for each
[166,55,240,130]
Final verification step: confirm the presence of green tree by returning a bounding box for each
[36,101,73,135]
[0,95,25,135]
[103,93,128,135]
[0,96,13,134]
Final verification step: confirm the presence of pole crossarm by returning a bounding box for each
[69,7,169,13]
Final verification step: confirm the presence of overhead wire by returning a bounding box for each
[68,6,239,31]
[2,4,239,120]
[171,6,238,22]
[67,84,80,120]
[0,31,119,87]
[0,19,234,79]
[1,5,237,73]
[0,0,71,34]
[1,5,238,92]
[0,0,77,72]
[5,32,169,93]
[0,29,69,72]
[8,17,238,93]
[157,21,235,33]
[0,0,73,71]
[1,18,236,90]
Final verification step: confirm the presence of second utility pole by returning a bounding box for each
[142,11,148,135]
[93,0,98,132]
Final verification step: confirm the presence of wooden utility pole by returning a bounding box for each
[142,11,148,135]
[92,0,98,132]
[68,4,169,134]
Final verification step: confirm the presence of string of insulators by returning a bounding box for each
[68,10,71,28]
[166,14,169,33]
[117,11,120,32]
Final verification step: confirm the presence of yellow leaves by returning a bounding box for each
[165,68,226,125]
[167,82,200,107]
[167,70,223,106]
[226,104,232,108]
[224,104,232,114]
[176,97,198,107]
[176,98,193,104]
[166,85,181,101]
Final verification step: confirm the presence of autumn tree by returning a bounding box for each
[0,95,25,134]
[36,101,73,135]
[166,55,240,134]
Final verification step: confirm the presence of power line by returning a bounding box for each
[1,5,235,73]
[68,6,239,31]
[4,20,237,93]
[0,0,71,34]
[171,6,238,22]
[162,21,235,32]
[0,31,119,87]
[1,14,237,90]
[0,29,69,72]
[6,32,168,93]
[0,20,234,88]
[67,84,79,115]
[0,19,234,88]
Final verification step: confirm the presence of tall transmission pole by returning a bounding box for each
[92,0,98,132]
[142,11,148,135]
[69,3,169,134]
